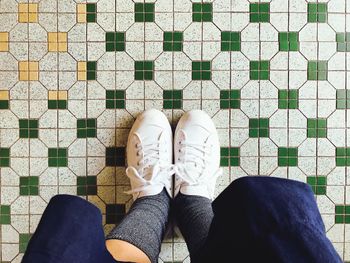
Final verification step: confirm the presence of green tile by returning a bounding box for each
[106,32,115,42]
[250,3,270,23]
[106,204,126,224]
[279,32,299,52]
[220,90,240,109]
[77,118,97,138]
[336,32,350,52]
[0,205,10,224]
[106,90,125,109]
[19,234,32,253]
[0,100,9,109]
[48,99,67,109]
[249,118,269,138]
[0,148,10,167]
[163,90,182,109]
[308,3,327,23]
[20,176,39,196]
[86,3,96,12]
[87,61,97,80]
[48,148,68,167]
[336,89,349,109]
[335,215,344,224]
[135,61,154,80]
[86,3,96,23]
[336,147,350,166]
[250,61,269,80]
[221,31,241,51]
[87,13,96,23]
[278,89,299,109]
[105,32,125,52]
[19,119,39,138]
[106,147,125,166]
[164,31,183,52]
[87,61,96,70]
[220,147,240,167]
[307,118,327,138]
[144,3,154,12]
[307,176,327,195]
[307,61,327,81]
[336,205,345,214]
[192,3,212,22]
[278,147,298,166]
[77,176,97,195]
[135,3,155,22]
[192,61,211,80]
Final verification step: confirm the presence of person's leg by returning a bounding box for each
[22,194,115,263]
[106,109,174,263]
[106,189,170,263]
[172,110,221,261]
[173,193,213,259]
[196,176,343,263]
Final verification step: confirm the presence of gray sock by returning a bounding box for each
[106,189,170,263]
[173,193,214,261]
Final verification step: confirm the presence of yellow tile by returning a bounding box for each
[18,3,28,13]
[48,91,58,100]
[58,32,67,42]
[19,61,39,81]
[28,13,38,23]
[48,32,67,52]
[0,91,9,100]
[18,13,28,23]
[19,71,29,81]
[77,4,86,14]
[77,4,86,23]
[58,91,68,100]
[19,61,29,71]
[0,32,9,41]
[0,42,8,52]
[18,3,38,23]
[78,72,86,81]
[29,71,39,81]
[29,62,38,71]
[78,61,87,72]
[48,32,58,43]
[77,14,86,23]
[48,42,58,52]
[58,42,67,52]
[28,3,38,13]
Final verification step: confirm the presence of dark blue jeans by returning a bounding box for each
[22,177,342,263]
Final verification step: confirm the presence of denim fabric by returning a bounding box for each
[196,176,342,263]
[23,177,342,263]
[22,195,116,263]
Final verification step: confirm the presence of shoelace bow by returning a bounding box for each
[125,140,222,198]
[125,141,174,195]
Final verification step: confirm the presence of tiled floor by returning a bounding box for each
[0,0,349,261]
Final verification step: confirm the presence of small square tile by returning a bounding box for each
[18,3,38,23]
[48,148,68,167]
[19,61,39,81]
[106,147,125,166]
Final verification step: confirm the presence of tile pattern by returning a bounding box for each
[0,0,349,261]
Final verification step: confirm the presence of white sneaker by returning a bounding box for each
[125,109,174,200]
[174,110,222,200]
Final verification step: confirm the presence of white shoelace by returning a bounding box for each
[174,141,222,199]
[125,139,174,196]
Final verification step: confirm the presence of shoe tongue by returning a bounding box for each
[181,125,210,144]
